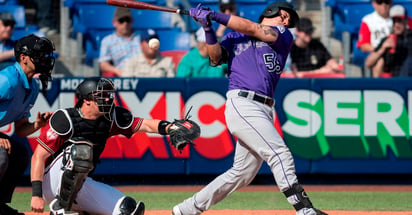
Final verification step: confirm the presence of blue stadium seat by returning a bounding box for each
[12,26,43,40]
[132,10,177,30]
[157,29,191,51]
[0,0,18,5]
[72,4,115,35]
[237,3,267,22]
[0,5,25,28]
[332,2,373,40]
[351,39,368,69]
[84,29,112,66]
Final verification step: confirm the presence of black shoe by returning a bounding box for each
[49,199,78,215]
[0,203,24,215]
[136,201,145,215]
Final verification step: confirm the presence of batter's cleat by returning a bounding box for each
[135,201,145,215]
[296,208,328,215]
[49,199,79,215]
[171,205,182,215]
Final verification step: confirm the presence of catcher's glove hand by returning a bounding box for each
[168,107,201,151]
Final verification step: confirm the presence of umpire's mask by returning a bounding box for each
[14,34,55,93]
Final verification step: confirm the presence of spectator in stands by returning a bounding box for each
[365,5,412,77]
[122,29,175,77]
[0,12,16,70]
[290,17,343,77]
[357,0,393,53]
[176,28,227,77]
[34,0,58,36]
[99,7,141,77]
[216,0,237,40]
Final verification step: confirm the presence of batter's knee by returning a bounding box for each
[118,196,145,215]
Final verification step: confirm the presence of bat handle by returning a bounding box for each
[177,9,189,15]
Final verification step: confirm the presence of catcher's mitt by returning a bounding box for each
[168,107,201,151]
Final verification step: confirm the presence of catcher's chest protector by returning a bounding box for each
[67,108,112,165]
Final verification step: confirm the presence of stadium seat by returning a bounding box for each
[351,39,368,69]
[160,50,189,71]
[132,10,177,30]
[332,2,373,40]
[237,3,267,22]
[0,5,25,28]
[157,29,191,51]
[84,29,112,66]
[0,0,18,4]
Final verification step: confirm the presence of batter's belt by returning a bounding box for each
[238,91,274,107]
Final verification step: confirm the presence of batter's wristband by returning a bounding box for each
[32,180,43,197]
[211,12,230,26]
[205,29,218,45]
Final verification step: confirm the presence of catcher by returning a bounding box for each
[30,77,200,215]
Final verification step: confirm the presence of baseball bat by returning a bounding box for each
[106,0,189,15]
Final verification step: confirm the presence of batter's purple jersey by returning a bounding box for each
[221,25,293,98]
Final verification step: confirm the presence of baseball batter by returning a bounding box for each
[30,77,199,215]
[172,2,327,215]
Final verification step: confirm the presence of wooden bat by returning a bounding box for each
[106,0,189,15]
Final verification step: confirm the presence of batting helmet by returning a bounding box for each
[258,1,299,28]
[75,77,115,114]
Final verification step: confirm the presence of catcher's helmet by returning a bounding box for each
[75,77,115,114]
[258,1,299,28]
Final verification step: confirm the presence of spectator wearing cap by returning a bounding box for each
[365,4,412,77]
[176,28,227,77]
[216,0,237,40]
[0,34,55,215]
[357,0,393,53]
[290,17,343,78]
[99,7,141,77]
[0,12,16,70]
[122,29,175,77]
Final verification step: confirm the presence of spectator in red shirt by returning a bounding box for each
[357,0,393,53]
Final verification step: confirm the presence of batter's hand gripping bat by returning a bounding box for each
[106,0,190,15]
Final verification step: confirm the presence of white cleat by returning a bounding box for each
[172,205,182,215]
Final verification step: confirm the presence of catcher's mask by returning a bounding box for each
[14,34,55,93]
[75,77,115,116]
[258,1,299,28]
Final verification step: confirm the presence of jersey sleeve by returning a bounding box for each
[110,117,143,138]
[36,122,68,155]
[357,21,371,48]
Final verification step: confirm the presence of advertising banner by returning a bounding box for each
[2,77,412,175]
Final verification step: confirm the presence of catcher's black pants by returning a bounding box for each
[0,133,30,203]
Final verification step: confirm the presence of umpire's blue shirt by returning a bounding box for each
[0,62,39,127]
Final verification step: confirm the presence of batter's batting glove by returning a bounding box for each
[189,4,214,31]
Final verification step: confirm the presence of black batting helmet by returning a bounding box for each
[258,1,299,28]
[75,77,115,115]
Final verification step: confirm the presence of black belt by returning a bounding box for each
[238,91,274,107]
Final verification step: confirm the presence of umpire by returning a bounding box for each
[0,34,55,215]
